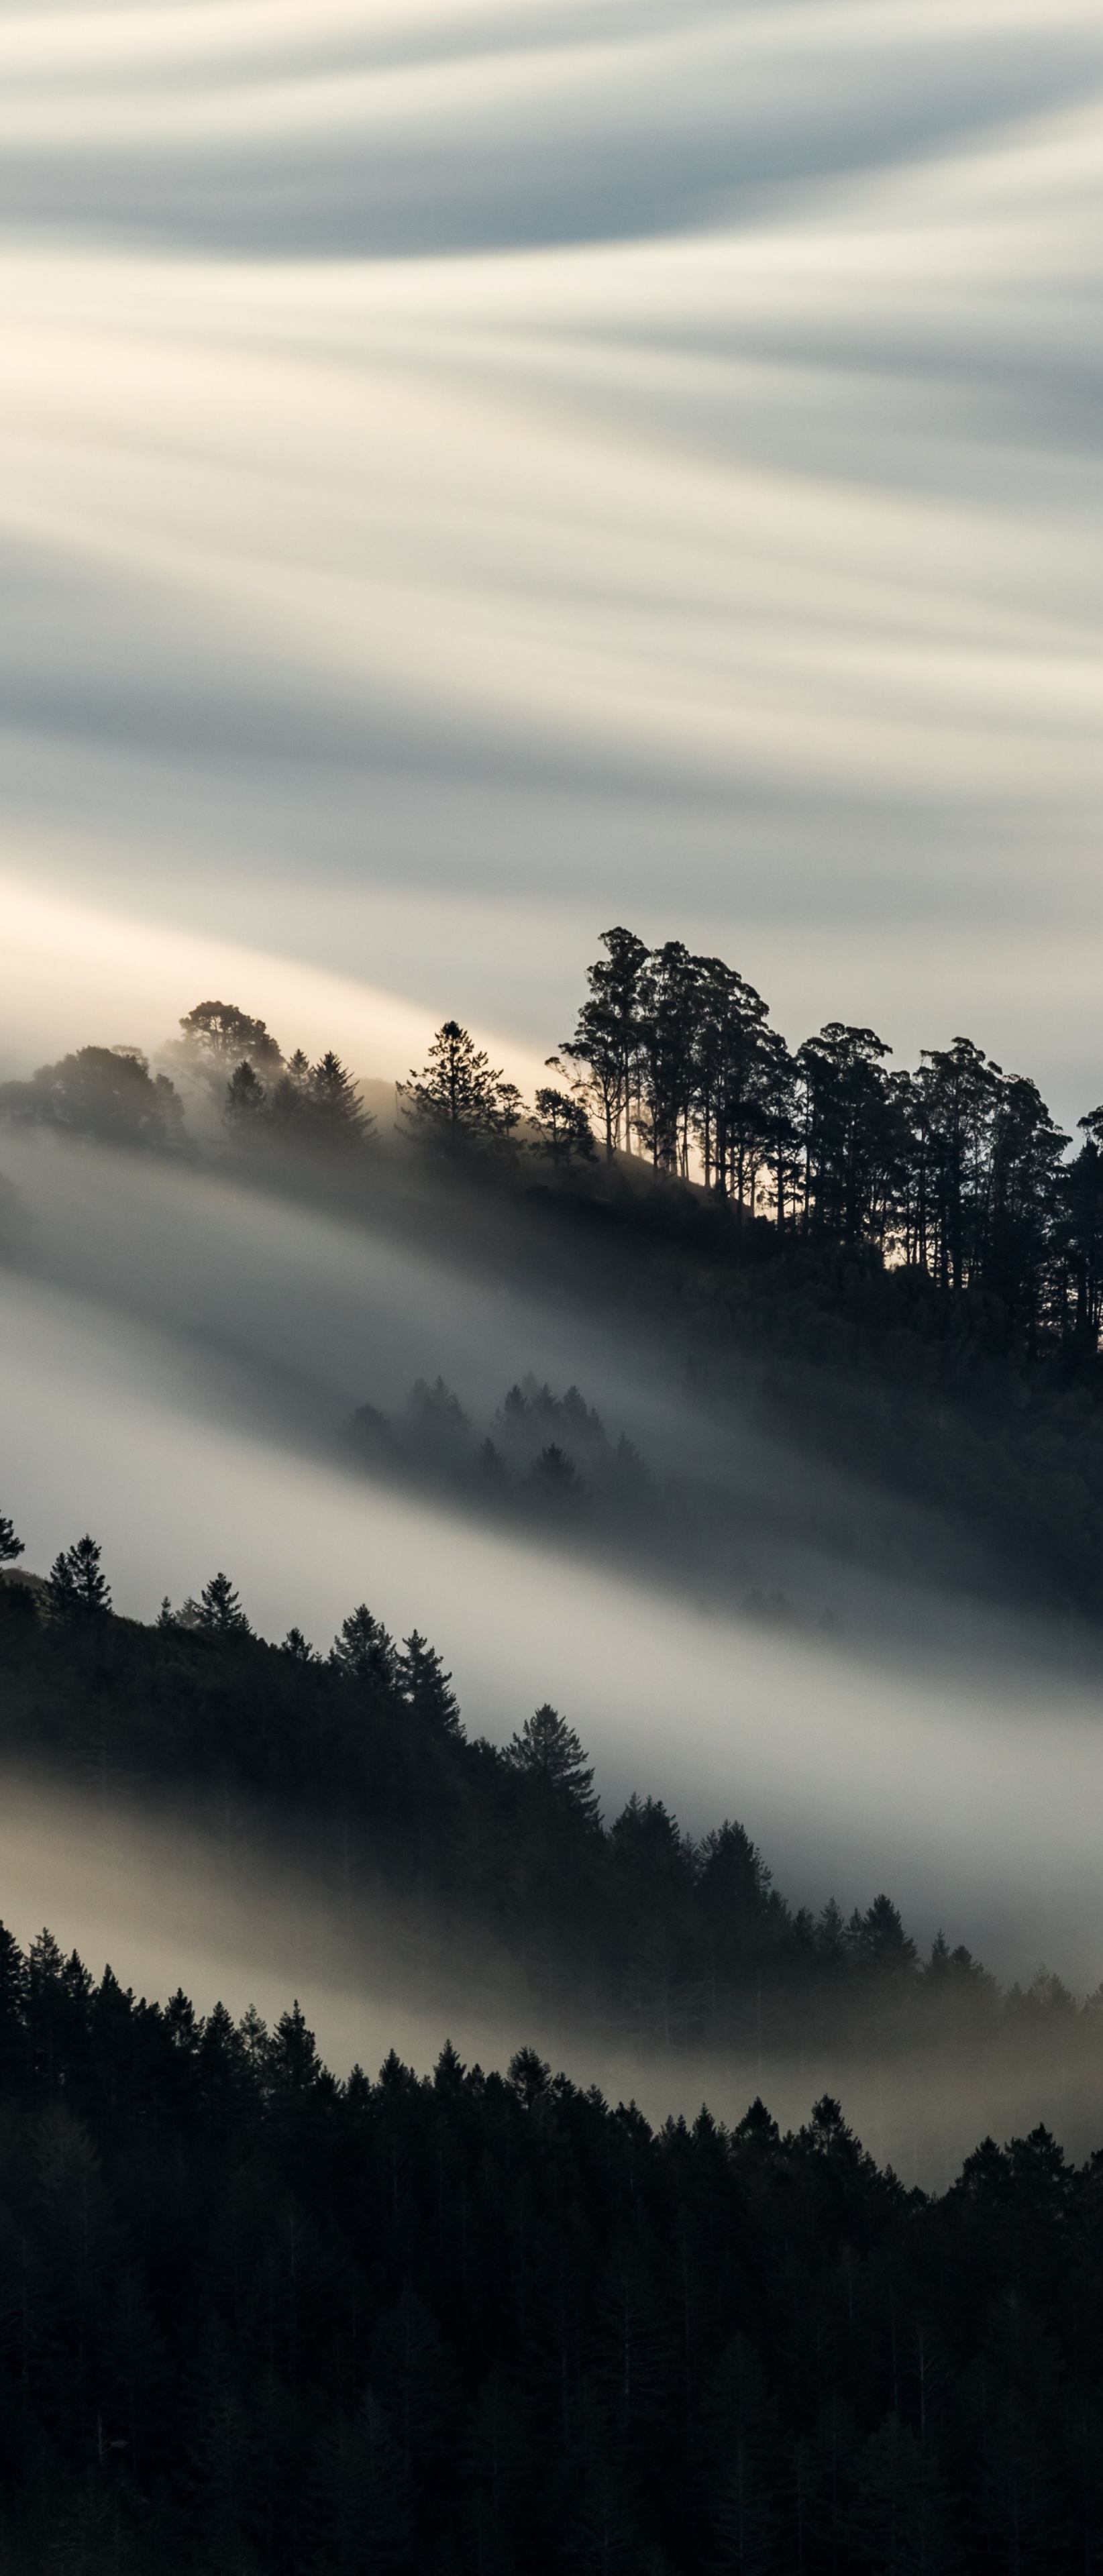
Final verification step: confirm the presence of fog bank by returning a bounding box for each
[4,1214,1103,1988]
[2,1766,1099,2194]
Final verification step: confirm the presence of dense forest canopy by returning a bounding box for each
[0,1916,1100,2573]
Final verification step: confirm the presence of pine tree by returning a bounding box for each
[0,1514,23,1566]
[330,1604,398,1688]
[282,1626,319,1663]
[48,1534,110,1617]
[194,1572,251,1635]
[308,1051,374,1145]
[397,1631,462,1735]
[223,1059,267,1129]
[399,1020,517,1149]
[503,1705,601,1825]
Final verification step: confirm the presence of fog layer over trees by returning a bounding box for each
[7,949,1103,1988]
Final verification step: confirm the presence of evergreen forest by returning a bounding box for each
[0,1540,1100,2572]
[0,1906,1098,2571]
[0,1541,1094,2076]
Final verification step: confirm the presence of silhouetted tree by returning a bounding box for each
[331,1605,399,1689]
[192,1571,251,1634]
[48,1534,111,1617]
[562,924,650,1156]
[0,1046,182,1150]
[399,1020,517,1150]
[281,1627,319,1663]
[530,1082,596,1167]
[504,1705,601,1827]
[0,1514,23,1566]
[1057,1106,1103,1347]
[307,1051,375,1146]
[179,1000,282,1074]
[397,1632,462,1736]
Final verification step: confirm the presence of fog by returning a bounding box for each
[0,1118,1075,1647]
[4,1131,1103,1996]
[3,1764,1100,2194]
[3,0,1103,2146]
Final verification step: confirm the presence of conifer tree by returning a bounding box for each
[503,1705,601,1826]
[309,1051,374,1144]
[0,1514,23,1566]
[399,1021,517,1148]
[281,1626,319,1663]
[223,1059,267,1129]
[47,1534,110,1617]
[397,1631,462,1735]
[331,1604,398,1688]
[193,1571,251,1634]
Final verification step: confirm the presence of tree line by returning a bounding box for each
[560,929,1103,1352]
[0,1919,1096,2570]
[348,1374,651,1529]
[5,936,1103,1356]
[0,1517,1095,2066]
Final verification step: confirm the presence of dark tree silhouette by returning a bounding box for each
[0,1515,23,1566]
[397,1631,461,1735]
[309,1048,375,1144]
[562,923,650,1156]
[281,1626,319,1662]
[179,999,283,1073]
[191,1570,251,1634]
[399,1020,515,1148]
[504,1704,601,1827]
[530,1081,596,1166]
[331,1603,399,1688]
[47,1533,110,1617]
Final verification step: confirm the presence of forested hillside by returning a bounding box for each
[6,938,1103,1618]
[0,1919,1098,2573]
[0,1548,1097,2072]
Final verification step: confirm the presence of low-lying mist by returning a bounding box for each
[0,1123,1077,1654]
[4,1140,1103,1999]
[3,1762,1100,2196]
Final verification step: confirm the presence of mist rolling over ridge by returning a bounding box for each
[3,5,1103,2565]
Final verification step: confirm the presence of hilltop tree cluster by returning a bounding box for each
[178,1000,374,1150]
[562,930,1103,1350]
[3,928,1102,1356]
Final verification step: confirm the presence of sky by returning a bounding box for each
[3,1,1103,2019]
[1,0,1102,1110]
